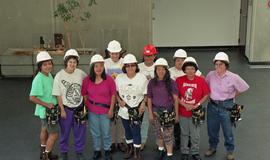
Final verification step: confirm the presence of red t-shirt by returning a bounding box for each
[176,75,210,117]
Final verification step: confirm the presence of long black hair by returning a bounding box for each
[153,66,173,98]
[89,63,107,82]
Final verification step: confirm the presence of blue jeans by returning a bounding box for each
[121,118,141,147]
[207,100,234,152]
[89,112,112,151]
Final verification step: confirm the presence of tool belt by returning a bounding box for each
[111,103,120,123]
[192,105,205,126]
[46,105,60,126]
[126,101,143,126]
[73,103,88,124]
[227,104,244,128]
[156,107,175,128]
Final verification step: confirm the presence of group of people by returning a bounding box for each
[29,40,249,160]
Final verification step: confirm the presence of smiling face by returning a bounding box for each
[65,57,78,72]
[184,66,196,77]
[94,62,105,76]
[110,52,121,62]
[40,60,53,75]
[144,54,156,66]
[125,63,137,76]
[156,66,167,80]
[174,57,185,70]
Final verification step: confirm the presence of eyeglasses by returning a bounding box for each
[124,64,137,68]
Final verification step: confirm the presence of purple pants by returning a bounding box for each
[59,107,86,153]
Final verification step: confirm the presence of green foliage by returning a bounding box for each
[54,0,97,22]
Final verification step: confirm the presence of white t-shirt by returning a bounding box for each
[104,58,123,79]
[52,69,87,108]
[138,62,155,81]
[115,73,148,120]
[169,66,202,80]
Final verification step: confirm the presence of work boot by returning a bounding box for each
[155,149,165,160]
[124,143,133,159]
[92,150,101,160]
[181,154,189,160]
[191,154,202,160]
[140,143,146,151]
[118,143,127,152]
[60,152,68,160]
[104,150,113,160]
[76,153,86,160]
[133,147,142,160]
[226,152,235,160]
[165,155,173,160]
[110,143,116,153]
[40,146,46,159]
[204,148,216,157]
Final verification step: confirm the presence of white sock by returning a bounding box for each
[41,144,46,147]
[45,150,50,153]
[167,153,173,156]
[158,147,165,151]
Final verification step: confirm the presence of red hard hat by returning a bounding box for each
[143,44,157,56]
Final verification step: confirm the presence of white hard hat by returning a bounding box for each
[36,51,52,63]
[90,54,104,65]
[123,54,137,64]
[64,49,80,60]
[173,49,187,58]
[183,57,198,67]
[107,40,122,53]
[154,58,169,68]
[213,52,230,63]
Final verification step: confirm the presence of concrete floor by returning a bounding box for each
[0,48,269,160]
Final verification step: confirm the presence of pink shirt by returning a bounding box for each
[81,75,116,114]
[206,70,249,101]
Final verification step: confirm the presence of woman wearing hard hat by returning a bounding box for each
[115,54,148,160]
[169,49,203,151]
[104,40,126,153]
[138,44,157,150]
[169,49,202,81]
[52,49,87,160]
[29,51,59,160]
[205,52,249,160]
[147,58,179,160]
[175,57,210,160]
[81,54,116,160]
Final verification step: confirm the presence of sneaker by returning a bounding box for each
[204,148,216,157]
[226,153,235,160]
